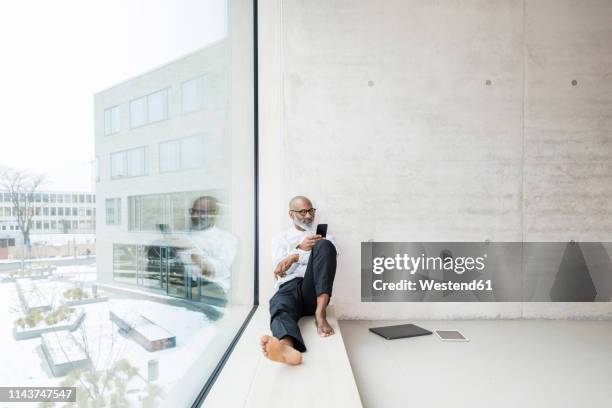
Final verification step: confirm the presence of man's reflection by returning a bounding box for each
[185,196,237,304]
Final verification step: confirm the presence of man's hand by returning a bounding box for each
[274,253,299,280]
[297,235,323,251]
[191,253,215,277]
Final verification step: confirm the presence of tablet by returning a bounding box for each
[435,330,469,342]
[369,324,432,340]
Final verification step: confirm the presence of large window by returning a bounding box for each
[159,134,205,173]
[110,147,147,178]
[130,88,169,128]
[0,1,256,407]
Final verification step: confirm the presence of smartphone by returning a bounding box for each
[316,223,328,238]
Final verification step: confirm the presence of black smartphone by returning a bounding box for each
[316,223,328,238]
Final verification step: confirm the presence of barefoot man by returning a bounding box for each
[260,196,338,365]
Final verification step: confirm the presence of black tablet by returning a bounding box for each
[369,323,432,340]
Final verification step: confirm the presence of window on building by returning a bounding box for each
[130,88,168,128]
[43,207,49,216]
[65,194,71,203]
[106,198,122,225]
[50,208,56,216]
[79,194,85,203]
[72,220,78,229]
[72,208,77,216]
[159,135,205,173]
[43,222,49,230]
[110,147,147,179]
[57,194,63,203]
[58,208,64,216]
[35,221,41,230]
[79,208,86,217]
[182,75,206,113]
[104,105,120,135]
[51,220,56,229]
[50,194,56,203]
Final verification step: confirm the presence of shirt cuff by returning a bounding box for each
[297,248,310,265]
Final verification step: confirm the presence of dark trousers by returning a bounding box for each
[269,239,337,352]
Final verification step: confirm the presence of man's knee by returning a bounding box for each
[313,239,336,256]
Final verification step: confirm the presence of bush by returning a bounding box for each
[63,288,90,300]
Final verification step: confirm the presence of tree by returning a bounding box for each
[0,167,46,252]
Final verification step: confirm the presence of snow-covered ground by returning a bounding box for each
[0,266,248,407]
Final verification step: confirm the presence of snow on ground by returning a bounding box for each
[0,273,240,407]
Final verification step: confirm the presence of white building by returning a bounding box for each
[0,190,96,247]
[94,40,237,302]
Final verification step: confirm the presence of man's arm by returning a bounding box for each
[271,234,300,279]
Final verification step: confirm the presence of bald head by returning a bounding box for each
[288,195,315,231]
[289,195,312,210]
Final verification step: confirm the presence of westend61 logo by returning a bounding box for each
[372,253,487,275]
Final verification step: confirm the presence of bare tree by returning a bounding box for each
[0,167,46,258]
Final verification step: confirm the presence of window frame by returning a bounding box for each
[129,87,170,129]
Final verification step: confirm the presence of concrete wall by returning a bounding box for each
[258,0,612,319]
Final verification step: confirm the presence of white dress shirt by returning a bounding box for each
[271,225,337,291]
[178,226,238,292]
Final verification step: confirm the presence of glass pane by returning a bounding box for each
[110,151,126,178]
[1,1,255,407]
[127,147,145,176]
[148,89,168,122]
[159,140,180,172]
[130,97,147,128]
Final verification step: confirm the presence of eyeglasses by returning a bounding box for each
[290,208,316,216]
[189,208,217,216]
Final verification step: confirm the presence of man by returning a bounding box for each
[260,196,338,365]
[176,196,238,303]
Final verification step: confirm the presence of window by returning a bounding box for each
[50,194,56,203]
[104,105,120,135]
[111,147,147,178]
[106,198,121,225]
[35,221,41,230]
[57,194,63,203]
[79,208,86,217]
[87,194,92,203]
[72,220,78,229]
[79,194,85,203]
[43,222,49,230]
[130,88,168,128]
[182,75,206,113]
[43,207,49,216]
[50,208,56,216]
[72,208,77,216]
[51,220,56,229]
[65,194,71,203]
[58,208,64,216]
[159,135,204,172]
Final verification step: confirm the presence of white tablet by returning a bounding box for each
[435,330,469,342]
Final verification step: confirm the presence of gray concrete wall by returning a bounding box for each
[258,0,612,319]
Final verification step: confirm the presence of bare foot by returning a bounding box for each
[260,335,302,365]
[315,312,335,337]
